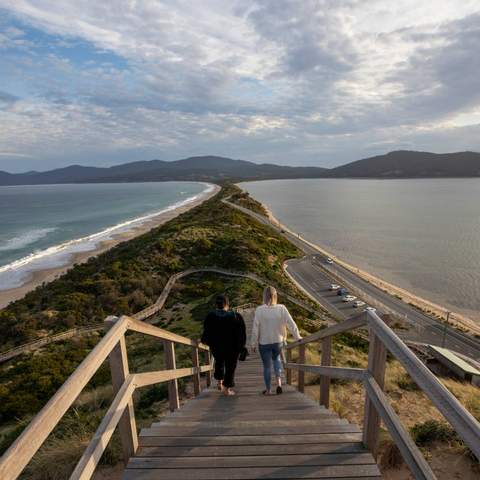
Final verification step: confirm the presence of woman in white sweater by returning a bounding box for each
[251,286,301,395]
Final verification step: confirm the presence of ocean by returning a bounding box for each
[242,178,480,322]
[0,182,211,290]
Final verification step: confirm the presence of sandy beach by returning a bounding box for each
[0,184,220,309]
[258,200,480,337]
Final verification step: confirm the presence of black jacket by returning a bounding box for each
[201,309,246,354]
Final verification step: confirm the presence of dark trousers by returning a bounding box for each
[212,350,239,388]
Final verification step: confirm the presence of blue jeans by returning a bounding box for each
[259,342,283,391]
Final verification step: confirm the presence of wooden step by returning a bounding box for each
[123,464,381,479]
[122,308,381,479]
[135,442,368,457]
[138,433,365,447]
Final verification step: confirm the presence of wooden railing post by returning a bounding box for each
[286,348,292,385]
[320,337,332,408]
[163,340,180,411]
[192,346,201,395]
[298,345,306,393]
[205,350,212,387]
[105,316,138,463]
[362,326,387,458]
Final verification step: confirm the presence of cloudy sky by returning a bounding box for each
[1,0,480,172]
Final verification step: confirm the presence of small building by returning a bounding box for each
[427,345,480,384]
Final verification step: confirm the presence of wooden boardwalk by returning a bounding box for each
[123,312,381,479]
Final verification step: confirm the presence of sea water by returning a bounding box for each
[0,182,212,290]
[242,178,480,322]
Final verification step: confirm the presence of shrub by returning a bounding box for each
[396,374,420,391]
[410,420,456,446]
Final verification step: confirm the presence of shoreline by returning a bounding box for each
[0,184,220,309]
[255,196,480,337]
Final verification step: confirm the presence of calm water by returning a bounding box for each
[242,179,480,321]
[0,182,211,290]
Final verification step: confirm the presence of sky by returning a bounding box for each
[1,1,480,172]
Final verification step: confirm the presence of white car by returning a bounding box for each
[353,300,365,308]
[329,283,340,291]
[342,295,357,302]
[326,257,334,264]
[365,306,377,312]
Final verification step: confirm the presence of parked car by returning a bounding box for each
[329,283,340,291]
[342,295,357,302]
[326,257,334,264]
[353,300,365,308]
[366,306,377,312]
[337,288,348,296]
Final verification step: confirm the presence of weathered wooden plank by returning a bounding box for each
[192,346,201,395]
[320,336,332,408]
[71,375,136,480]
[139,423,361,436]
[126,316,209,350]
[367,310,480,460]
[362,327,386,458]
[135,443,367,457]
[157,411,334,422]
[164,340,180,411]
[364,374,436,480]
[286,363,365,381]
[106,319,138,463]
[134,365,211,388]
[297,344,306,392]
[287,311,368,349]
[0,316,129,480]
[127,452,377,468]
[155,418,347,428]
[138,433,364,447]
[122,464,381,479]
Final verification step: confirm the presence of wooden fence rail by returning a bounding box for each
[0,315,212,480]
[285,309,480,480]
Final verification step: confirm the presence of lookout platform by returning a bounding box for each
[123,312,381,479]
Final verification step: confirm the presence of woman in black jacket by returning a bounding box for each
[201,295,246,396]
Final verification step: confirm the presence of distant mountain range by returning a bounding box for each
[1,151,480,185]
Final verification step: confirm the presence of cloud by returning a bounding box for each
[0,0,479,171]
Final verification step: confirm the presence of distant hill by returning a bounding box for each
[0,156,327,185]
[1,151,480,185]
[325,150,480,178]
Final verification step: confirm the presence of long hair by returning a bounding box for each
[263,286,278,306]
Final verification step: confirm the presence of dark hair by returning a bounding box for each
[215,294,229,309]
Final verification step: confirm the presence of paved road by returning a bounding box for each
[225,200,480,361]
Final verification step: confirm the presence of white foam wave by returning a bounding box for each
[0,228,57,252]
[0,183,214,290]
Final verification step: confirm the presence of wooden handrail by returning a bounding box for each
[366,310,480,459]
[364,374,436,479]
[0,315,213,480]
[286,311,368,349]
[285,309,480,478]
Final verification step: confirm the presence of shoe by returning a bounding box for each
[217,381,223,391]
[223,388,235,396]
[262,390,273,395]
[276,386,283,395]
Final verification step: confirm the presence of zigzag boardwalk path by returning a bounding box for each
[123,310,381,479]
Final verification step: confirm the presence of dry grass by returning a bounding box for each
[300,332,480,478]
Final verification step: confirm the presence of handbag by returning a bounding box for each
[239,347,249,361]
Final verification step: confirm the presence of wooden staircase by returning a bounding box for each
[1,306,479,480]
[123,311,381,479]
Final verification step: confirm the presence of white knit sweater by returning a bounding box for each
[250,304,301,346]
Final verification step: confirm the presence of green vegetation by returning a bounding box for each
[228,189,268,216]
[0,184,301,350]
[410,419,456,446]
[0,184,326,478]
